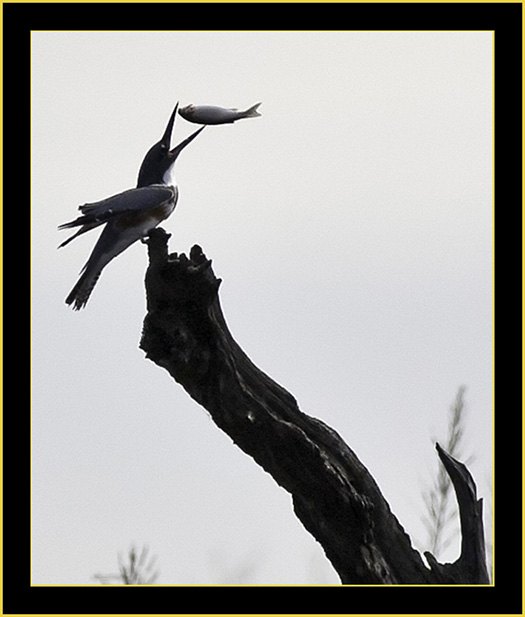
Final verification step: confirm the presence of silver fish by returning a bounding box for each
[178,102,262,125]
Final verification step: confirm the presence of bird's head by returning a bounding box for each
[137,102,205,187]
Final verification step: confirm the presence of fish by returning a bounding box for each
[178,102,262,125]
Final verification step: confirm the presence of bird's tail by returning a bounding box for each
[65,265,103,310]
[242,102,262,119]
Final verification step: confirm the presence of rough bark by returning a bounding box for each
[424,444,490,584]
[139,229,489,585]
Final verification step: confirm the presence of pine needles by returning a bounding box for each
[93,544,159,585]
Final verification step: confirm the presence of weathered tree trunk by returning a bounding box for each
[139,229,489,585]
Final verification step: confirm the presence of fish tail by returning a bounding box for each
[65,266,103,310]
[242,102,262,118]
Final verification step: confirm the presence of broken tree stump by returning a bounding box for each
[139,229,489,585]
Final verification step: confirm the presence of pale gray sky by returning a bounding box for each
[31,31,493,585]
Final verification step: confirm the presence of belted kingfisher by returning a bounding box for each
[58,103,205,310]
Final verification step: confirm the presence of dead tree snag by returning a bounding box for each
[139,229,489,585]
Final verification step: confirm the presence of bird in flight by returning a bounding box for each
[58,103,204,310]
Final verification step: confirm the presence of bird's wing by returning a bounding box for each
[58,222,102,248]
[58,185,176,246]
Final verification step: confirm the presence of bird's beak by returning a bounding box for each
[160,103,179,150]
[161,102,206,162]
[169,125,206,161]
